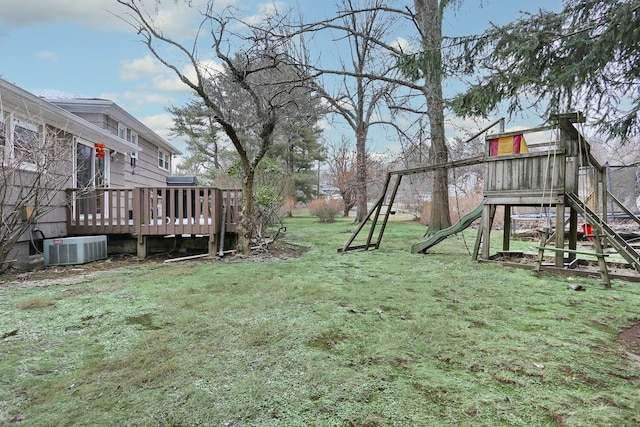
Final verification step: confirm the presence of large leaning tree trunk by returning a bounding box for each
[117,1,317,253]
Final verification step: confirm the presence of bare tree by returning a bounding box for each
[325,136,386,217]
[116,1,318,253]
[307,0,399,223]
[326,137,358,217]
[292,0,457,232]
[0,113,76,272]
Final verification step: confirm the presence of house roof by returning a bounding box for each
[0,78,141,154]
[47,98,181,155]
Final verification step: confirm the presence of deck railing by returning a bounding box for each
[66,187,242,237]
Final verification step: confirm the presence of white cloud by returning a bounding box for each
[196,60,225,78]
[0,0,236,33]
[391,37,415,54]
[119,55,221,95]
[0,0,123,30]
[151,74,190,93]
[140,113,175,139]
[317,118,332,132]
[142,113,188,154]
[99,90,175,111]
[243,1,287,26]
[119,55,166,80]
[35,51,59,62]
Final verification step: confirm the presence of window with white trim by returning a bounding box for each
[2,114,42,169]
[158,149,170,171]
[129,131,138,146]
[118,123,127,140]
[0,111,7,147]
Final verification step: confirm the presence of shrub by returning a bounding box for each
[278,196,296,218]
[309,199,344,223]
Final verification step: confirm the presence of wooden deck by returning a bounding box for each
[66,186,242,257]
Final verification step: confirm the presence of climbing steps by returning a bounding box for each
[565,193,640,272]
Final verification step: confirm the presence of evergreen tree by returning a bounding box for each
[450,0,640,139]
[168,101,230,184]
[267,124,326,202]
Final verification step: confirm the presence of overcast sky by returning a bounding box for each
[0,0,561,154]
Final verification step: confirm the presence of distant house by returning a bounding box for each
[0,77,181,268]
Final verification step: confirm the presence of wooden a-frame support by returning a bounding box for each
[339,120,506,253]
[338,155,487,253]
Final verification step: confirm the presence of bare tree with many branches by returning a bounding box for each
[294,0,458,232]
[307,0,399,223]
[116,1,319,253]
[0,110,78,271]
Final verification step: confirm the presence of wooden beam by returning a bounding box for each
[487,124,557,140]
[391,155,486,177]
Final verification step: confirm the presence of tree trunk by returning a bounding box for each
[415,0,451,233]
[355,125,368,223]
[238,171,255,254]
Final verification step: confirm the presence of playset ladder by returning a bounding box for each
[338,173,402,252]
[535,226,611,288]
[565,193,640,272]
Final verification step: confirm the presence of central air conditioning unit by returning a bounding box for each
[44,235,108,266]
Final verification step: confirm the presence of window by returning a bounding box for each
[0,112,5,147]
[75,139,109,189]
[158,149,170,171]
[1,115,42,169]
[129,131,138,146]
[118,123,127,140]
[76,141,94,188]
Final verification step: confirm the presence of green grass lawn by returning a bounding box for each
[1,216,639,426]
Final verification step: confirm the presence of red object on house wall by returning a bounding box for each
[95,143,105,158]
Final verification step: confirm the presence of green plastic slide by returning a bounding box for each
[411,203,483,253]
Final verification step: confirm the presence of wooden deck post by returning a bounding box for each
[555,203,565,267]
[137,236,147,259]
[535,228,549,275]
[592,229,611,289]
[480,204,495,260]
[502,205,511,252]
[568,206,578,263]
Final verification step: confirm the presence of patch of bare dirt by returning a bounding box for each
[620,320,640,360]
[0,241,308,289]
